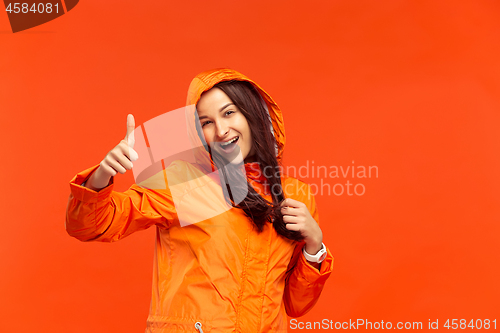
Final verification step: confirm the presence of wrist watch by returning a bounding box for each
[302,243,327,263]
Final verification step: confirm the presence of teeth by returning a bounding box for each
[221,137,238,146]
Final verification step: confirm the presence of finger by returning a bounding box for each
[100,162,118,177]
[281,197,303,208]
[119,141,139,162]
[285,223,301,232]
[125,114,135,148]
[113,151,134,170]
[108,150,131,171]
[106,158,128,174]
[283,215,301,224]
[281,206,299,216]
[128,146,139,162]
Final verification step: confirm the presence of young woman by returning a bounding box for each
[66,68,334,333]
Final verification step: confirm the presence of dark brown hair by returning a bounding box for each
[197,80,303,241]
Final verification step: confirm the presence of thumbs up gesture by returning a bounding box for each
[85,114,139,191]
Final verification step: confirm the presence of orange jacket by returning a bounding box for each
[66,68,334,332]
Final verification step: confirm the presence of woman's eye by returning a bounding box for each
[225,110,235,116]
[201,121,211,127]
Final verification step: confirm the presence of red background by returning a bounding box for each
[1,1,499,331]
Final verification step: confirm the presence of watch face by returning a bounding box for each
[319,252,327,262]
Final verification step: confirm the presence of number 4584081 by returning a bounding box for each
[5,3,59,14]
[443,319,496,330]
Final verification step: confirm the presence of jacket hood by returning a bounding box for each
[185,68,286,172]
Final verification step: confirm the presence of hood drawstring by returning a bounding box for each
[195,322,204,333]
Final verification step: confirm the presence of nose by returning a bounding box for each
[215,120,229,139]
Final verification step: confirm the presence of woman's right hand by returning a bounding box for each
[85,114,139,191]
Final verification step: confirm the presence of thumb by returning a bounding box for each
[125,114,135,148]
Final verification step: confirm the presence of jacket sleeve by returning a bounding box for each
[283,183,334,318]
[65,164,178,242]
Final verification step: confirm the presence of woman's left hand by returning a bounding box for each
[281,198,323,254]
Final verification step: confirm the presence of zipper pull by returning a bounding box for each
[194,322,204,333]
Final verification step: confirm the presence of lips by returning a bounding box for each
[218,137,239,153]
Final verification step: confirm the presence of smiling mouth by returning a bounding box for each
[218,136,239,153]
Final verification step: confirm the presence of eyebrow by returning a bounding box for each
[198,103,234,120]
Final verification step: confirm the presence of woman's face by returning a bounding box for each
[197,87,256,164]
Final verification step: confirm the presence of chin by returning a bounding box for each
[229,154,245,165]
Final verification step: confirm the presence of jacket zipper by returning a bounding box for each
[195,322,204,333]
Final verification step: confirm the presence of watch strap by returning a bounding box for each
[303,243,327,263]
